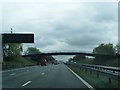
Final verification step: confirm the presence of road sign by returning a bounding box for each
[2,33,34,43]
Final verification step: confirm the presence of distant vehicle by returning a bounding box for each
[54,62,59,65]
[51,60,58,65]
[74,62,76,63]
[40,58,47,66]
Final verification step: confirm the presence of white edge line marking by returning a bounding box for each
[66,65,95,90]
[22,81,31,87]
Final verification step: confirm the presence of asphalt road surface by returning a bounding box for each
[2,64,90,89]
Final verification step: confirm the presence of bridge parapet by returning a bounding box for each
[22,52,118,57]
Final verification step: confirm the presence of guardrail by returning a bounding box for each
[65,63,120,84]
[81,64,120,72]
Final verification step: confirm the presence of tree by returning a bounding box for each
[45,56,55,62]
[3,43,23,61]
[72,54,86,62]
[24,47,41,64]
[93,43,115,55]
[93,43,116,64]
[68,58,73,62]
[25,47,41,55]
[24,47,55,64]
[115,42,120,54]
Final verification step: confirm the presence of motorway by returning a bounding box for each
[2,64,91,89]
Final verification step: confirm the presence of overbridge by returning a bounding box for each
[22,52,118,57]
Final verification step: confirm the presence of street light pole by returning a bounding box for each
[11,28,13,33]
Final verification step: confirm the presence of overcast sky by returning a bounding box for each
[2,0,118,61]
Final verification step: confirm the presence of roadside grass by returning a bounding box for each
[5,56,37,65]
[77,58,120,67]
[102,58,119,67]
[68,65,120,88]
[77,58,94,64]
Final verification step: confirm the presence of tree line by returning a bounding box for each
[68,43,120,64]
[2,43,55,63]
[2,42,120,64]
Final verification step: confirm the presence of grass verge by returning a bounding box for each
[4,56,37,65]
[67,65,120,88]
[77,58,120,67]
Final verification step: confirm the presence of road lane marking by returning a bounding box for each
[10,73,16,76]
[22,81,31,87]
[41,73,45,75]
[26,70,29,71]
[66,65,95,90]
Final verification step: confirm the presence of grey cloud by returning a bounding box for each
[91,2,117,23]
[35,37,57,48]
[2,2,118,61]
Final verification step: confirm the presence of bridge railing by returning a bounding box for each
[65,63,120,84]
[22,52,119,57]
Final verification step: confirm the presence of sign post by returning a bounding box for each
[1,33,34,63]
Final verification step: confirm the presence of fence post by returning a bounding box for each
[97,73,99,78]
[108,78,111,84]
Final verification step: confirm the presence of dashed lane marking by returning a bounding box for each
[41,73,45,75]
[22,81,31,87]
[10,73,16,76]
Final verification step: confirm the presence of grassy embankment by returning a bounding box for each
[4,56,37,65]
[68,65,120,88]
[77,58,119,67]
